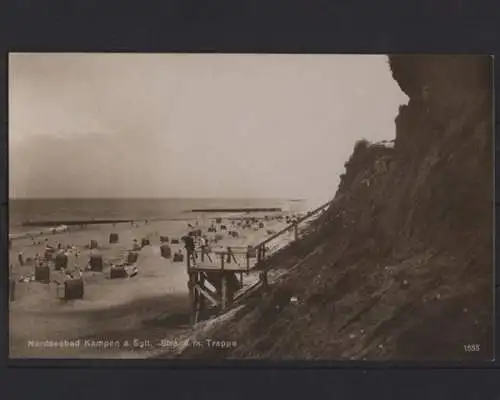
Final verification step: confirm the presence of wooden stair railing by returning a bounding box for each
[252,199,334,258]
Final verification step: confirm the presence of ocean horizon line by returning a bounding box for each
[9,196,304,201]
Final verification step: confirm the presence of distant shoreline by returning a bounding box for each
[11,217,177,240]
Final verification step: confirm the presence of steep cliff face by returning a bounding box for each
[180,55,493,361]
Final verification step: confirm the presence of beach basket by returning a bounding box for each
[171,238,180,244]
[89,254,104,272]
[109,233,119,244]
[173,252,184,263]
[109,265,127,279]
[220,225,227,231]
[35,265,50,283]
[54,253,68,271]
[90,240,98,249]
[126,251,139,265]
[44,248,55,261]
[62,278,84,300]
[259,222,264,228]
[141,238,150,247]
[160,236,169,243]
[215,217,222,224]
[160,244,172,259]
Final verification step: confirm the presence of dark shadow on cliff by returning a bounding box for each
[174,55,494,361]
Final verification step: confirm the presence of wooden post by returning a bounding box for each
[218,251,226,310]
[221,273,227,310]
[240,272,244,286]
[260,270,268,289]
[188,272,196,325]
[193,275,200,324]
[199,272,206,319]
[9,264,14,303]
[294,223,299,241]
[246,251,250,272]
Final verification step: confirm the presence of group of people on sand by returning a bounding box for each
[14,235,82,271]
[181,216,240,266]
[179,216,272,267]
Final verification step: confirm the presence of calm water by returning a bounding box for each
[9,198,306,233]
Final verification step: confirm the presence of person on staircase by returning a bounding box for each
[182,234,197,266]
[199,235,208,262]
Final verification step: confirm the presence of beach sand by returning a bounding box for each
[9,214,294,358]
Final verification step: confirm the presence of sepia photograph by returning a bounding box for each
[8,53,493,361]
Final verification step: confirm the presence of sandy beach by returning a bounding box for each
[9,213,296,358]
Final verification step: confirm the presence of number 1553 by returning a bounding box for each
[464,344,480,352]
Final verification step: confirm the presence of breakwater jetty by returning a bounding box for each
[21,219,136,227]
[191,208,282,213]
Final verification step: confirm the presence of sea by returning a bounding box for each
[8,198,307,235]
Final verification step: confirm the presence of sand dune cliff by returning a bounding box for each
[178,55,494,361]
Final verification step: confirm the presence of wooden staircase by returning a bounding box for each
[186,199,335,324]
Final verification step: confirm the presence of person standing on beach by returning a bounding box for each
[181,235,196,266]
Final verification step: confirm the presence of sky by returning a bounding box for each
[9,53,408,206]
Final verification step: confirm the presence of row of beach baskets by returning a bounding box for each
[25,233,183,301]
[26,247,141,300]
